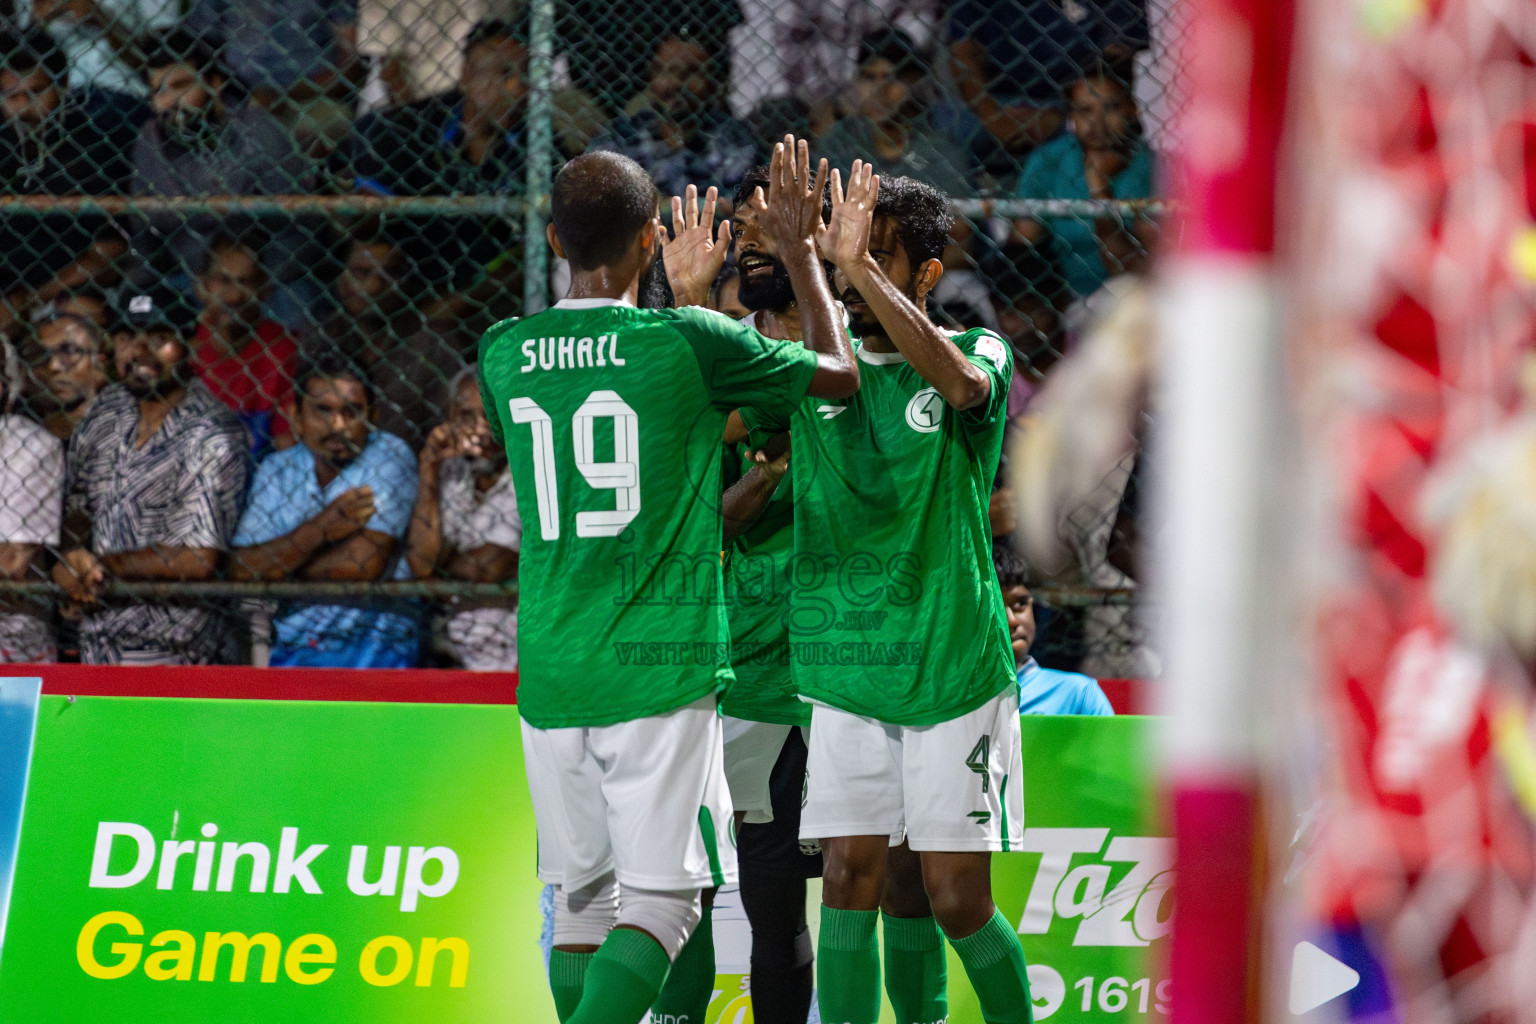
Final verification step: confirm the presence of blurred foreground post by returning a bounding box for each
[1155,0,1295,1021]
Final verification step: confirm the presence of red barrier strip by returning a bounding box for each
[17,663,519,704]
[11,664,1142,713]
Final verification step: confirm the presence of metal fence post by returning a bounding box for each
[522,0,557,315]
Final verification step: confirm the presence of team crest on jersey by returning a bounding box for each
[905,388,945,433]
[973,333,1008,372]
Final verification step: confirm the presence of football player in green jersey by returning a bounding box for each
[742,167,1033,1024]
[720,163,829,1024]
[476,140,858,1024]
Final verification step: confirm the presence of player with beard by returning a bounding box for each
[477,141,857,1024]
[687,164,835,1024]
[739,170,1031,1024]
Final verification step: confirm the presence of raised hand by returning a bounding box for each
[662,184,732,308]
[815,160,880,271]
[750,135,829,260]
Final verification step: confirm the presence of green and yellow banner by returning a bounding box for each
[0,681,1165,1023]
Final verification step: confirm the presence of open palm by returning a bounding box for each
[816,161,880,270]
[662,184,731,307]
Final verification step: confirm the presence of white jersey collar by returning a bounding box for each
[553,296,635,309]
[856,345,907,365]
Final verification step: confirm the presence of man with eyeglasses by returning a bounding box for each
[28,313,108,442]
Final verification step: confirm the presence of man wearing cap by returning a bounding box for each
[52,286,251,665]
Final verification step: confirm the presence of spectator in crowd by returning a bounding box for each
[947,0,1148,180]
[0,337,64,663]
[25,313,109,441]
[230,351,419,668]
[331,20,559,300]
[192,234,299,458]
[709,263,751,321]
[131,30,315,323]
[19,0,178,96]
[817,29,973,198]
[184,0,359,109]
[311,227,472,450]
[995,545,1114,715]
[1013,64,1157,299]
[588,34,758,200]
[0,27,137,339]
[405,366,518,670]
[52,286,250,665]
[558,0,742,117]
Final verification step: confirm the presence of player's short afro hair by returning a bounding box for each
[873,175,953,270]
[551,152,660,272]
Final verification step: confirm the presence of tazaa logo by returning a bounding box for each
[1016,828,1173,946]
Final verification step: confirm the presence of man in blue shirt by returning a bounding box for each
[996,546,1114,715]
[230,350,418,667]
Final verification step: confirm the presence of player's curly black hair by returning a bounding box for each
[873,175,953,270]
[732,165,834,221]
[552,152,659,271]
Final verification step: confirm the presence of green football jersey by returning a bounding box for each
[740,327,1016,726]
[721,448,808,726]
[477,298,819,729]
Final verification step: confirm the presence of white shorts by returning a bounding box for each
[801,689,1025,853]
[522,695,739,891]
[721,717,795,825]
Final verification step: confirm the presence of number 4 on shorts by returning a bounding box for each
[966,735,991,793]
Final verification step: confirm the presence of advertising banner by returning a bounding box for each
[0,678,1164,1023]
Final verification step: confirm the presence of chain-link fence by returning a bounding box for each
[0,0,1170,671]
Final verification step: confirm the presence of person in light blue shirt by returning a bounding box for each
[995,544,1114,716]
[230,350,418,667]
[1012,63,1158,299]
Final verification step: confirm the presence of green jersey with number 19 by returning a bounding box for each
[478,298,819,729]
[739,327,1016,726]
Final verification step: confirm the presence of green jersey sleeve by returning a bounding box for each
[736,404,793,450]
[668,306,819,417]
[952,327,1014,433]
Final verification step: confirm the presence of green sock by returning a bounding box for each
[549,949,594,1022]
[650,905,714,1023]
[949,910,1034,1024]
[566,928,672,1024]
[816,907,881,1024]
[882,913,948,1024]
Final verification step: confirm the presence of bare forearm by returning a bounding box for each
[230,519,329,580]
[843,257,990,409]
[100,546,219,580]
[405,474,445,578]
[0,544,38,580]
[445,544,517,583]
[722,466,782,543]
[301,534,390,581]
[784,247,857,398]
